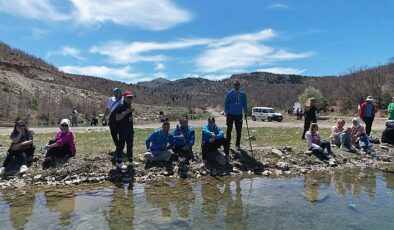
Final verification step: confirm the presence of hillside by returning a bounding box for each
[0,41,393,125]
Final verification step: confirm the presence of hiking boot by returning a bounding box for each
[19,165,28,174]
[117,162,127,172]
[340,145,350,152]
[328,158,336,167]
[128,161,139,167]
[0,167,5,176]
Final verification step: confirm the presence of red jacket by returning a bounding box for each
[359,102,376,118]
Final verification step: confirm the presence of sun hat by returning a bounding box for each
[366,96,374,101]
[60,118,71,126]
[123,90,134,98]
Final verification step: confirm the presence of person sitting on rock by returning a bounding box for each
[172,116,195,165]
[43,119,76,168]
[305,123,336,166]
[350,117,371,154]
[381,120,394,145]
[330,118,353,152]
[144,121,174,163]
[201,117,230,165]
[0,120,35,175]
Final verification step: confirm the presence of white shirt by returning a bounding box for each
[107,96,123,114]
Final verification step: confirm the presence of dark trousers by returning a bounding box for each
[302,119,316,140]
[226,114,243,147]
[3,148,32,168]
[116,127,134,163]
[109,121,118,146]
[363,117,374,136]
[46,140,71,161]
[202,138,229,160]
[311,140,332,160]
[173,146,194,163]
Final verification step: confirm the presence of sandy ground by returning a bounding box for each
[0,114,387,135]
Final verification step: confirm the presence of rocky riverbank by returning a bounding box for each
[0,144,393,189]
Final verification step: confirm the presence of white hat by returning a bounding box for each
[60,118,71,126]
[366,96,374,101]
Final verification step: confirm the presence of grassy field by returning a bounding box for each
[0,127,383,160]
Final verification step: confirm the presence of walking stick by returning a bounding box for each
[244,115,254,157]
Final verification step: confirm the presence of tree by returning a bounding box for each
[298,87,323,108]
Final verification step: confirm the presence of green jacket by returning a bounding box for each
[388,102,394,120]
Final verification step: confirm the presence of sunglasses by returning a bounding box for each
[18,124,25,127]
[60,124,69,127]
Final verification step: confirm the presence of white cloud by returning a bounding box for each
[257,67,306,75]
[182,73,231,81]
[60,65,146,82]
[69,0,191,30]
[267,3,290,10]
[154,63,165,71]
[46,46,86,61]
[0,0,70,21]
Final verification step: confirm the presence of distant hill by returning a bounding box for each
[136,77,171,88]
[0,41,393,124]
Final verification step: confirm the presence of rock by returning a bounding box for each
[262,170,271,176]
[275,170,283,175]
[300,168,308,174]
[276,162,289,171]
[246,135,256,141]
[380,145,390,151]
[272,149,284,157]
[33,174,42,180]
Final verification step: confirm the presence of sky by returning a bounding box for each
[0,0,393,83]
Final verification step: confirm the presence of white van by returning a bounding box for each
[251,107,283,122]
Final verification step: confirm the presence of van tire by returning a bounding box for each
[252,116,256,121]
[267,117,272,122]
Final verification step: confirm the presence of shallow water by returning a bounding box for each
[0,168,393,230]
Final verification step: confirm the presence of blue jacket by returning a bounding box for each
[202,124,225,143]
[173,125,195,149]
[224,89,248,115]
[146,129,173,151]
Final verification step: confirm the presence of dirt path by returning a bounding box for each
[0,115,387,135]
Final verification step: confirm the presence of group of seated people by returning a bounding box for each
[142,116,229,171]
[0,119,75,175]
[305,117,394,166]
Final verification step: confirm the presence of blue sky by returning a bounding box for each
[0,0,393,83]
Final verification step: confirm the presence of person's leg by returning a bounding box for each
[364,117,373,136]
[320,140,332,154]
[15,151,27,167]
[226,115,235,146]
[202,142,218,160]
[116,129,126,164]
[302,119,310,140]
[2,150,16,168]
[217,138,229,155]
[109,122,119,146]
[234,115,243,148]
[126,129,133,162]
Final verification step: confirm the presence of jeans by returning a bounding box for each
[226,114,243,147]
[144,150,172,162]
[357,134,370,150]
[331,133,352,147]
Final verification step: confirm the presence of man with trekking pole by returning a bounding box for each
[224,80,248,152]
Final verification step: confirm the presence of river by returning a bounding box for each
[0,168,393,229]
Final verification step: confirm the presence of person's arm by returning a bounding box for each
[331,127,341,138]
[388,103,394,113]
[242,92,248,115]
[216,126,225,139]
[167,135,174,150]
[19,131,33,147]
[224,91,230,115]
[305,132,321,150]
[103,108,110,120]
[188,129,195,148]
[116,108,132,121]
[145,131,156,150]
[359,103,365,118]
[10,132,22,143]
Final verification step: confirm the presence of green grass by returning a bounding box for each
[0,127,383,160]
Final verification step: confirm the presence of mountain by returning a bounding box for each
[0,41,393,125]
[136,77,171,88]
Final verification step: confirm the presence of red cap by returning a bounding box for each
[123,90,134,98]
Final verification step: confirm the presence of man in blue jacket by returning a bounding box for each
[201,117,230,164]
[144,122,174,162]
[173,116,195,164]
[224,80,248,149]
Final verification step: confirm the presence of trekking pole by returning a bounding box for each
[244,115,254,157]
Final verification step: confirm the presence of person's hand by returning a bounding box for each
[210,132,216,138]
[179,133,185,139]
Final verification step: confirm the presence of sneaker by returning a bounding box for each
[328,158,336,166]
[117,162,127,172]
[19,165,28,174]
[360,149,367,155]
[340,146,350,152]
[0,167,5,176]
[128,161,139,167]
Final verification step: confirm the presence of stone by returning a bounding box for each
[33,174,42,180]
[276,162,289,171]
[272,149,284,157]
[262,170,271,176]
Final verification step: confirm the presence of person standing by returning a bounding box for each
[224,80,248,149]
[113,90,137,171]
[172,116,195,165]
[387,96,394,120]
[302,98,317,140]
[71,108,78,127]
[359,96,377,136]
[103,88,123,147]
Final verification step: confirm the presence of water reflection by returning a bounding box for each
[106,184,134,229]
[2,191,35,229]
[45,189,76,227]
[304,168,377,202]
